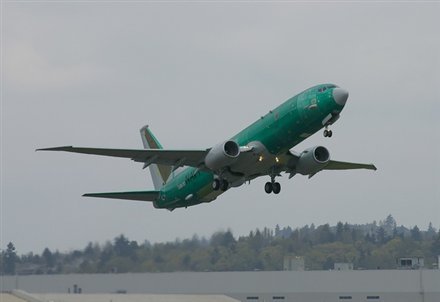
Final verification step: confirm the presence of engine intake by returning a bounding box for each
[205,140,240,171]
[296,146,330,175]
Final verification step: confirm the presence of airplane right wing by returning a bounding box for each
[37,146,209,169]
[283,149,376,179]
[306,159,376,179]
[323,160,377,171]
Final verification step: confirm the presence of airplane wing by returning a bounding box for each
[37,146,209,169]
[305,160,376,179]
[324,160,377,171]
[284,151,376,179]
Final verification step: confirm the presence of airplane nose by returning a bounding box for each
[332,88,349,106]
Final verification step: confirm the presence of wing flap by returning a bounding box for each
[83,190,160,202]
[37,146,208,168]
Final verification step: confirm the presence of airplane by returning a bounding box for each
[38,84,376,211]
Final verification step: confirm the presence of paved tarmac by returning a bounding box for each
[0,293,26,302]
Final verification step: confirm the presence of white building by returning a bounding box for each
[283,256,304,271]
[397,257,424,269]
[334,263,354,271]
[1,270,439,302]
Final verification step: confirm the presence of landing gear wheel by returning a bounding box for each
[264,182,273,194]
[220,180,229,191]
[212,179,220,191]
[323,129,328,137]
[272,182,281,194]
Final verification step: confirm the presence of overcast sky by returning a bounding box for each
[2,1,439,254]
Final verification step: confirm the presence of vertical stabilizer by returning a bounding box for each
[140,125,172,190]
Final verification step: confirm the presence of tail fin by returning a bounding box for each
[140,125,172,190]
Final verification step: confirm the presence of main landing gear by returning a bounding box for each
[265,176,281,194]
[323,126,333,138]
[212,178,229,191]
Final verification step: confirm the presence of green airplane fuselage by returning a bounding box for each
[155,84,344,210]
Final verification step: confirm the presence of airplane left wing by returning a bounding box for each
[37,146,209,169]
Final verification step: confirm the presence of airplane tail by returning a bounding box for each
[140,125,172,190]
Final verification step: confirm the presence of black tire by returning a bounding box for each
[212,179,220,191]
[264,182,273,194]
[323,129,328,137]
[273,182,281,194]
[328,130,333,137]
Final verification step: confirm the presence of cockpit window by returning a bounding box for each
[318,84,338,93]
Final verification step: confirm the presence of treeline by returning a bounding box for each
[2,215,440,275]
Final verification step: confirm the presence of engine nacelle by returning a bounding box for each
[205,140,240,171]
[296,146,330,175]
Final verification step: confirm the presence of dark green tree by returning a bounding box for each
[410,226,422,241]
[248,229,265,252]
[97,243,114,272]
[317,224,334,243]
[426,222,436,240]
[113,234,138,260]
[431,230,440,255]
[42,248,55,268]
[275,224,281,237]
[336,222,344,241]
[384,214,397,236]
[114,234,130,257]
[211,230,236,249]
[377,227,386,244]
[3,242,18,275]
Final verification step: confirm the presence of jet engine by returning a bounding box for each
[205,140,240,171]
[295,146,330,175]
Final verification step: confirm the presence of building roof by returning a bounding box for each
[32,294,239,302]
[2,270,439,294]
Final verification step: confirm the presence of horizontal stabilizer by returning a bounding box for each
[83,190,160,202]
